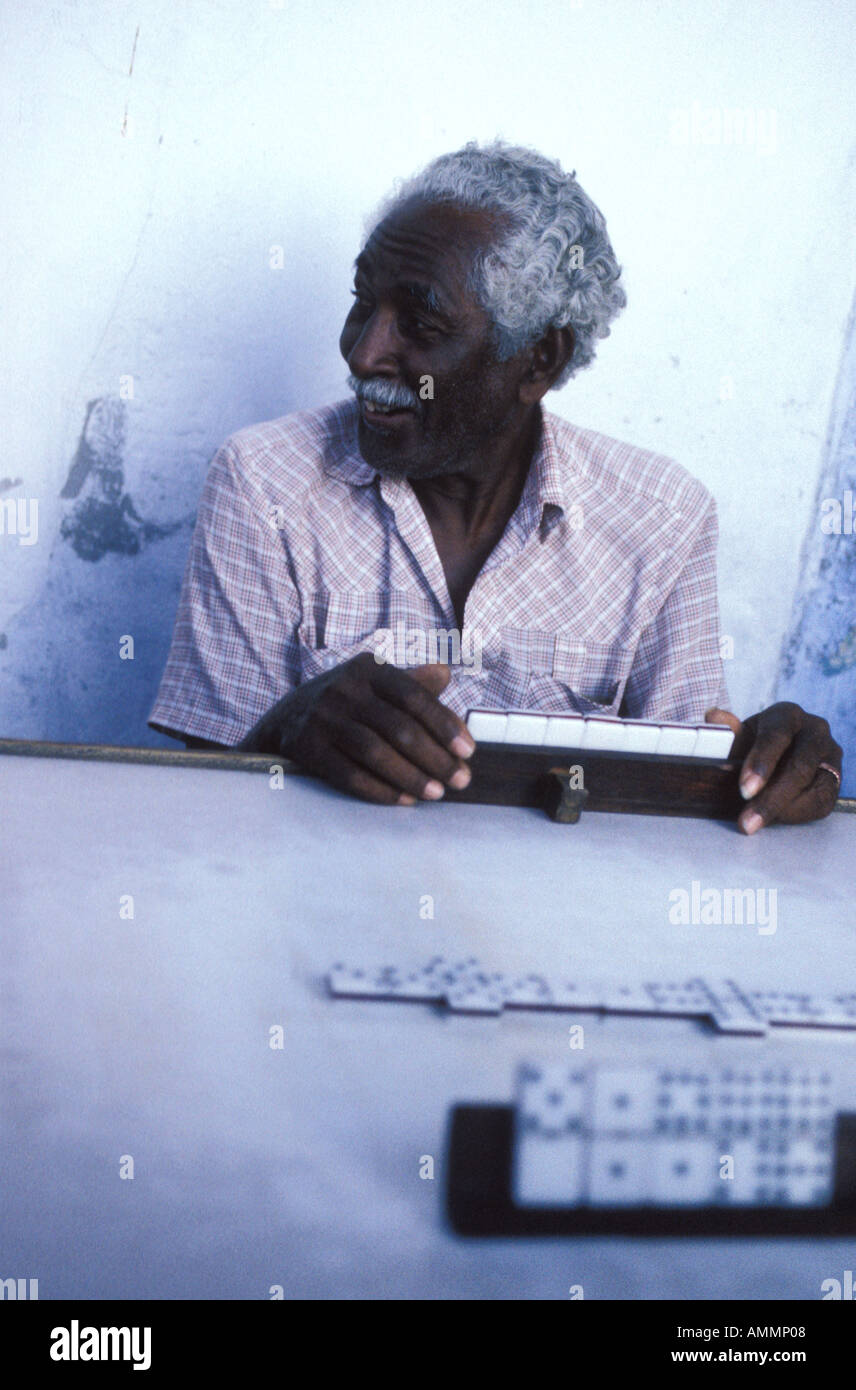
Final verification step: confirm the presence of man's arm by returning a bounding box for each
[148,441,305,748]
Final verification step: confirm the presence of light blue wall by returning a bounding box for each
[777,298,856,795]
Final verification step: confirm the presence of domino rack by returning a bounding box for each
[448,709,742,822]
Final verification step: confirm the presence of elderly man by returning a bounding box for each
[150,141,841,831]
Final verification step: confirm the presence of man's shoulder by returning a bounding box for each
[546,411,714,519]
[221,399,361,493]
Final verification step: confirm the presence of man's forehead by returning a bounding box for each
[356,198,503,304]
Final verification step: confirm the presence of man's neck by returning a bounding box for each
[408,407,543,627]
[409,406,542,531]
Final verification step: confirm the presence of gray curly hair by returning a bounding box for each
[369,140,627,388]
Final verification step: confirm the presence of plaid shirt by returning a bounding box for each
[149,399,728,745]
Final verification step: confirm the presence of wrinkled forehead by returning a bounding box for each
[357,197,507,308]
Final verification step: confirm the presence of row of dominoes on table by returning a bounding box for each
[512,1062,836,1208]
[327,956,856,1035]
[466,709,736,759]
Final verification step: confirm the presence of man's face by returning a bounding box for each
[339,198,527,479]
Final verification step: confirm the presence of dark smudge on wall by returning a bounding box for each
[60,397,184,562]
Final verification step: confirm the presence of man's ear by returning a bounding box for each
[518,325,574,403]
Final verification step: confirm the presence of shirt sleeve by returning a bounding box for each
[621,497,730,722]
[148,441,303,745]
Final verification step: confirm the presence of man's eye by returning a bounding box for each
[400,313,437,335]
[350,289,372,310]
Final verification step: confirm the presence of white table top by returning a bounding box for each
[2,751,855,1299]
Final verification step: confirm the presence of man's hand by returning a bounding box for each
[238,653,474,804]
[705,702,842,833]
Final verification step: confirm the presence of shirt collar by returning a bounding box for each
[516,409,567,536]
[324,399,378,486]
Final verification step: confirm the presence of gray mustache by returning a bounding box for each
[347,374,421,411]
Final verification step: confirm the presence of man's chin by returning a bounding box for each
[356,420,433,479]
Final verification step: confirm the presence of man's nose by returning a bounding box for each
[346,306,400,378]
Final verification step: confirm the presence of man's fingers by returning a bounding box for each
[315,740,417,806]
[347,691,471,790]
[373,662,475,760]
[336,716,465,800]
[743,768,838,829]
[737,723,834,833]
[733,702,804,801]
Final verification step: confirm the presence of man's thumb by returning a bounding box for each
[705,706,742,736]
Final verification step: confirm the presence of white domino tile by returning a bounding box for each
[445,983,505,1014]
[580,718,628,752]
[442,961,508,1013]
[623,720,662,754]
[517,1064,588,1132]
[505,713,548,746]
[328,961,446,1003]
[766,1138,834,1207]
[750,991,856,1030]
[550,978,606,1010]
[328,964,416,1000]
[542,715,586,747]
[504,973,556,1008]
[652,1139,717,1205]
[644,980,714,1017]
[655,1072,714,1134]
[588,1139,654,1206]
[465,710,508,742]
[692,725,735,759]
[655,723,701,756]
[514,1134,587,1207]
[722,1135,834,1208]
[705,980,769,1036]
[592,1068,658,1132]
[602,982,666,1015]
[802,995,856,1028]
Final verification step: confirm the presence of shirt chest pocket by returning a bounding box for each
[296,590,438,680]
[550,634,634,713]
[496,628,634,714]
